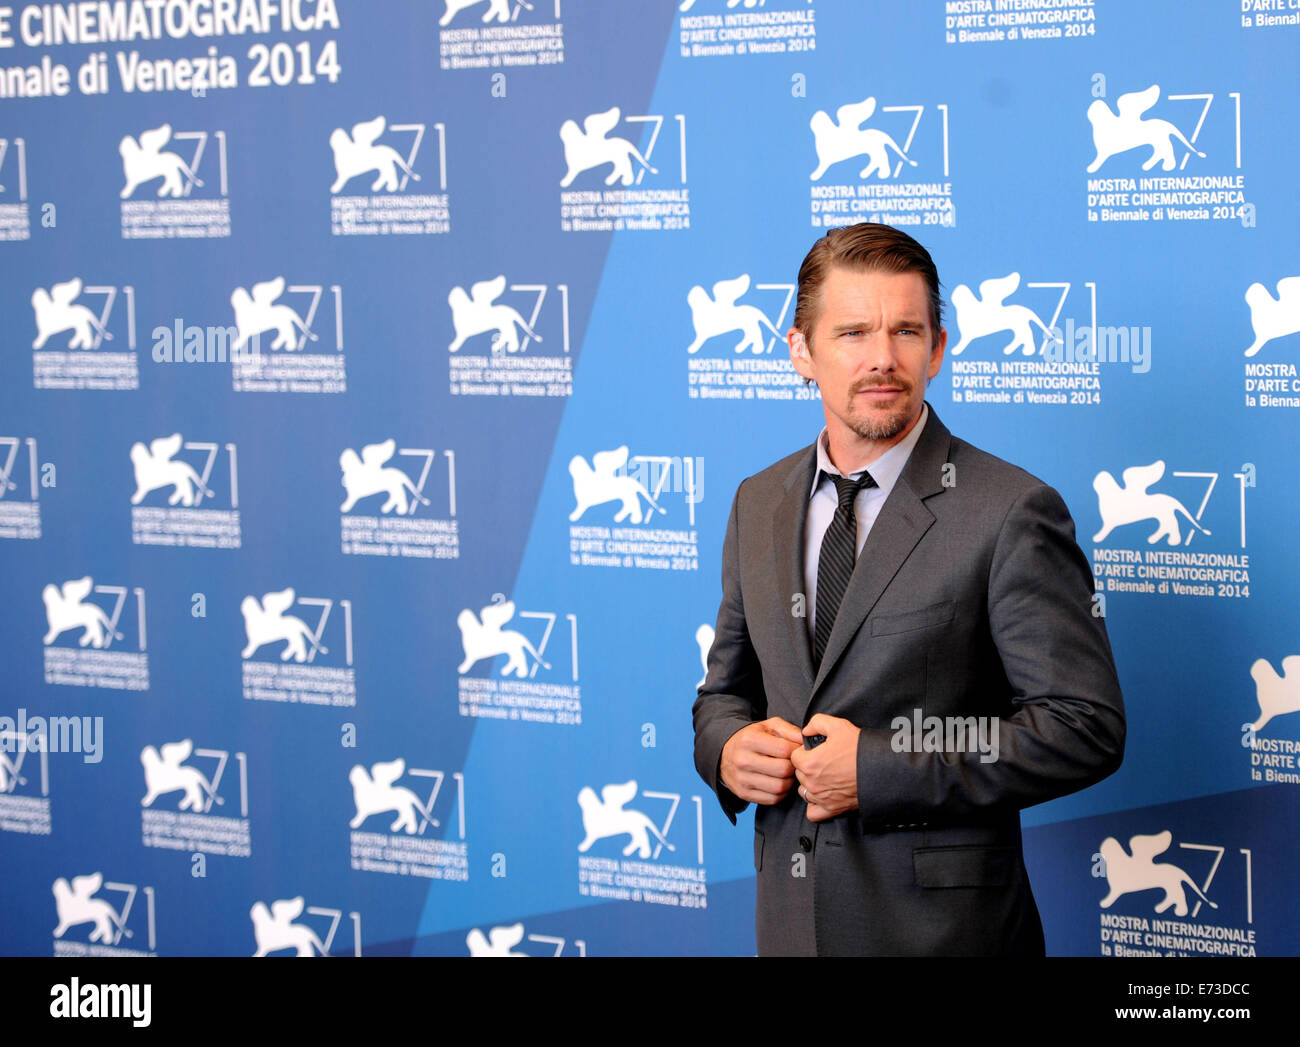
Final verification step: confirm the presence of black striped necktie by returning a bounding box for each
[814,470,876,669]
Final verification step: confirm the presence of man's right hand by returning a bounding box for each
[720,718,803,805]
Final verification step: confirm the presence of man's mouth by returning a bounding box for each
[854,383,908,399]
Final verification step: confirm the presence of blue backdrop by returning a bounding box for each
[1,0,1297,957]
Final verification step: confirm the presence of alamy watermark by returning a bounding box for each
[1042,318,1151,374]
[890,709,999,764]
[615,455,705,506]
[0,708,103,764]
[151,320,264,364]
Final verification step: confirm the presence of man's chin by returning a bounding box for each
[849,407,912,442]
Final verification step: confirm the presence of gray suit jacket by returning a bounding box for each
[693,407,1124,956]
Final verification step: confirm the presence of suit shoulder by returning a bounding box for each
[734,444,814,502]
[946,435,1057,501]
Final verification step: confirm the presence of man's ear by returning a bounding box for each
[927,325,947,380]
[789,328,814,381]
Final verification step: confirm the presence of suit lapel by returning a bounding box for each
[773,445,818,695]
[809,407,953,701]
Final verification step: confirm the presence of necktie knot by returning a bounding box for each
[826,470,875,512]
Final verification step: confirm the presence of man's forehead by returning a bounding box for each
[817,266,932,314]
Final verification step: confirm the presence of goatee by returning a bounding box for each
[847,379,914,440]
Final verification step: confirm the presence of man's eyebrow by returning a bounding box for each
[828,317,927,333]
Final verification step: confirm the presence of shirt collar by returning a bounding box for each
[809,403,929,500]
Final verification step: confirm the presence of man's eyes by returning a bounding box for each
[837,327,922,337]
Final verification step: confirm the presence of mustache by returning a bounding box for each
[851,376,912,394]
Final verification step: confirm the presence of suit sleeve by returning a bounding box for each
[854,482,1125,824]
[693,481,768,823]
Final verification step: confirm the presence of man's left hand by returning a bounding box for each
[791,714,861,822]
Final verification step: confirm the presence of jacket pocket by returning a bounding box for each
[913,845,1016,888]
[870,600,956,636]
[753,830,765,872]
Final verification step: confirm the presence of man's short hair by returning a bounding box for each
[792,223,944,343]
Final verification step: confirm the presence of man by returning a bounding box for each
[692,224,1125,956]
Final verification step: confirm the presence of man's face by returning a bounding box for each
[788,266,946,452]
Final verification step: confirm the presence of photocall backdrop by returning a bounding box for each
[1,0,1297,958]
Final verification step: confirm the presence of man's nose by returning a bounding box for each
[862,334,900,371]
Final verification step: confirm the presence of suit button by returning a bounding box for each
[799,835,813,852]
